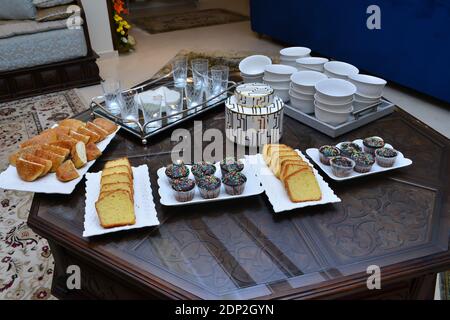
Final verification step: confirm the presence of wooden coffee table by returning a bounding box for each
[28,104,450,299]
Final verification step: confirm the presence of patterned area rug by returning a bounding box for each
[132,8,249,34]
[0,90,86,300]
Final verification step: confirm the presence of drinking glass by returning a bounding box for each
[119,88,140,128]
[185,83,204,113]
[141,93,163,132]
[209,65,229,100]
[172,57,187,87]
[101,79,121,116]
[191,58,209,89]
[165,87,184,123]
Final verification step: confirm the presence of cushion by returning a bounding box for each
[33,0,73,8]
[36,5,73,22]
[0,0,36,20]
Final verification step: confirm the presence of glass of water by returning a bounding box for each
[191,58,209,89]
[210,65,229,100]
[141,93,163,132]
[101,79,121,116]
[119,88,140,128]
[185,83,204,113]
[172,56,187,88]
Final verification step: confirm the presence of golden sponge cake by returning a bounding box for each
[100,172,132,187]
[100,182,133,200]
[95,190,135,228]
[284,168,322,202]
[104,157,131,170]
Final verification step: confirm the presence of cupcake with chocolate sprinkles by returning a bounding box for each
[222,171,247,195]
[197,175,221,199]
[191,161,216,182]
[319,145,340,165]
[375,147,398,167]
[220,157,244,176]
[337,142,362,157]
[171,178,195,202]
[351,151,375,173]
[165,162,189,183]
[363,136,385,155]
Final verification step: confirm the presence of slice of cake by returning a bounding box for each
[95,190,135,228]
[100,182,133,200]
[71,142,87,168]
[93,118,118,135]
[86,143,102,161]
[280,162,310,182]
[41,144,70,159]
[77,127,100,144]
[56,160,80,182]
[101,165,132,179]
[16,158,45,181]
[86,122,108,141]
[21,153,52,177]
[104,157,131,170]
[284,168,322,202]
[100,172,132,186]
[69,130,90,144]
[34,149,65,172]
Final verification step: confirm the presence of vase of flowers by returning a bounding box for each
[112,0,135,53]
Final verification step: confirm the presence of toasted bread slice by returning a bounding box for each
[86,122,108,141]
[56,160,80,182]
[51,126,71,136]
[16,158,45,181]
[21,154,52,177]
[34,149,65,172]
[9,145,42,166]
[20,130,57,148]
[77,127,100,144]
[41,144,70,159]
[49,140,77,151]
[58,119,85,131]
[71,141,87,168]
[93,118,118,135]
[69,130,90,144]
[86,143,102,161]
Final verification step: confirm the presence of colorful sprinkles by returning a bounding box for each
[376,147,398,158]
[319,145,340,157]
[191,161,216,178]
[171,178,195,192]
[351,152,375,165]
[222,171,247,186]
[197,175,221,190]
[165,163,189,179]
[363,136,385,148]
[220,157,244,173]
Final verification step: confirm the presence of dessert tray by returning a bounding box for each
[157,159,264,206]
[83,164,159,237]
[284,98,395,138]
[306,139,413,181]
[247,151,341,213]
[0,126,119,194]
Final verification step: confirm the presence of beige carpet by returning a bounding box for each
[0,90,86,300]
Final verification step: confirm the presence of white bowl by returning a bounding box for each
[348,74,386,98]
[315,78,356,103]
[324,69,348,80]
[280,47,311,59]
[239,55,272,76]
[263,78,291,90]
[314,93,353,106]
[314,102,353,126]
[289,88,314,100]
[354,92,381,103]
[279,59,298,68]
[264,64,297,81]
[290,83,311,95]
[290,71,328,94]
[324,61,359,79]
[296,57,329,72]
[273,88,290,102]
[314,97,353,112]
[240,71,263,78]
[290,95,315,114]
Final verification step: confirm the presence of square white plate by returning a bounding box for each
[83,164,159,237]
[157,159,264,206]
[305,139,413,181]
[247,151,341,213]
[0,127,119,194]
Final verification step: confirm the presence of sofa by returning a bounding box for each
[250,0,450,104]
[0,0,101,102]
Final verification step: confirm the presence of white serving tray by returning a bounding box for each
[157,159,264,206]
[0,127,119,194]
[83,164,159,237]
[284,99,395,138]
[246,151,341,213]
[305,139,413,181]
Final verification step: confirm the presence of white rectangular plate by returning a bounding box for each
[247,151,341,213]
[83,164,159,237]
[305,139,413,181]
[157,159,264,206]
[0,127,119,194]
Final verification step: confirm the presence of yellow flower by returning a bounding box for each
[121,31,125,35]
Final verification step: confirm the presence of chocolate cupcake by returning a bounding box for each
[363,136,385,155]
[337,142,362,157]
[220,157,244,176]
[375,147,398,167]
[222,171,247,195]
[351,152,375,173]
[165,162,189,182]
[171,178,195,202]
[197,175,221,199]
[318,145,340,165]
[329,156,355,177]
[191,161,216,182]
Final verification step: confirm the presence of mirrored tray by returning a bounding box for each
[90,71,239,144]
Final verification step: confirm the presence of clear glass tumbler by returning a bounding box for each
[141,93,163,132]
[210,65,229,100]
[191,58,209,89]
[119,88,140,128]
[101,79,121,116]
[185,83,204,113]
[172,56,188,88]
